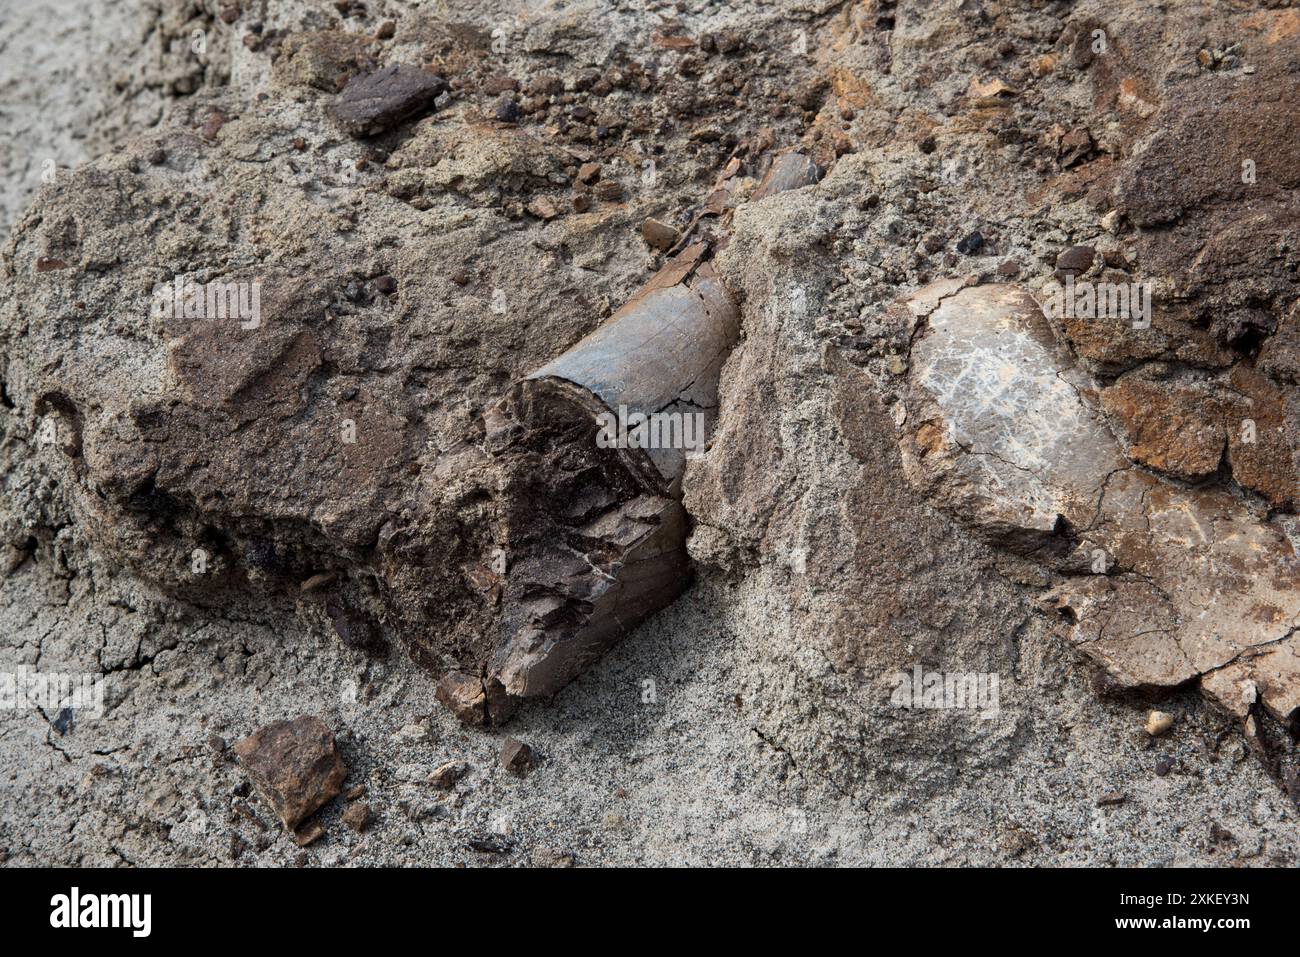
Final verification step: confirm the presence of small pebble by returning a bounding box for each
[1145,710,1174,736]
[342,802,372,833]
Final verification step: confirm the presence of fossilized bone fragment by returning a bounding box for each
[419,245,738,724]
[898,281,1300,728]
[750,152,822,202]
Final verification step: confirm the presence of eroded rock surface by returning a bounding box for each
[902,282,1300,726]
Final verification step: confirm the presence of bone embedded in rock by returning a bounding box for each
[527,243,741,487]
[751,152,823,202]
[434,245,740,724]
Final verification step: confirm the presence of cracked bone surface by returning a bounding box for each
[425,243,740,724]
[901,281,1300,725]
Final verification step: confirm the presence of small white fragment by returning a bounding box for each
[1145,710,1174,736]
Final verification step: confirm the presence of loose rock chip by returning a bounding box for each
[232,715,348,833]
[328,64,448,137]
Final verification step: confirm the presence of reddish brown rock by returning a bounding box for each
[1226,365,1298,509]
[342,801,372,832]
[427,761,468,790]
[641,218,679,251]
[232,716,347,832]
[435,672,487,725]
[1100,370,1228,480]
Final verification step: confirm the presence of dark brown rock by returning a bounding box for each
[500,738,535,776]
[328,65,448,137]
[1054,244,1095,278]
[232,716,347,832]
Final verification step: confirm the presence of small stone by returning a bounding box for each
[483,74,519,95]
[1145,710,1174,736]
[232,715,348,832]
[572,193,591,213]
[527,197,559,220]
[344,784,366,800]
[1100,209,1122,233]
[641,218,680,251]
[533,847,575,867]
[147,147,166,165]
[1096,791,1127,807]
[1155,757,1174,777]
[435,672,487,725]
[375,20,396,40]
[299,571,334,592]
[392,722,427,743]
[576,162,601,184]
[427,760,468,790]
[291,137,307,152]
[956,230,984,255]
[342,802,372,832]
[375,275,398,295]
[450,268,471,286]
[1055,244,1095,278]
[1058,127,1093,167]
[494,96,522,124]
[467,834,514,854]
[293,821,325,847]
[35,258,69,272]
[996,259,1021,278]
[218,1,240,24]
[500,737,535,777]
[200,111,228,141]
[328,64,448,137]
[593,180,623,201]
